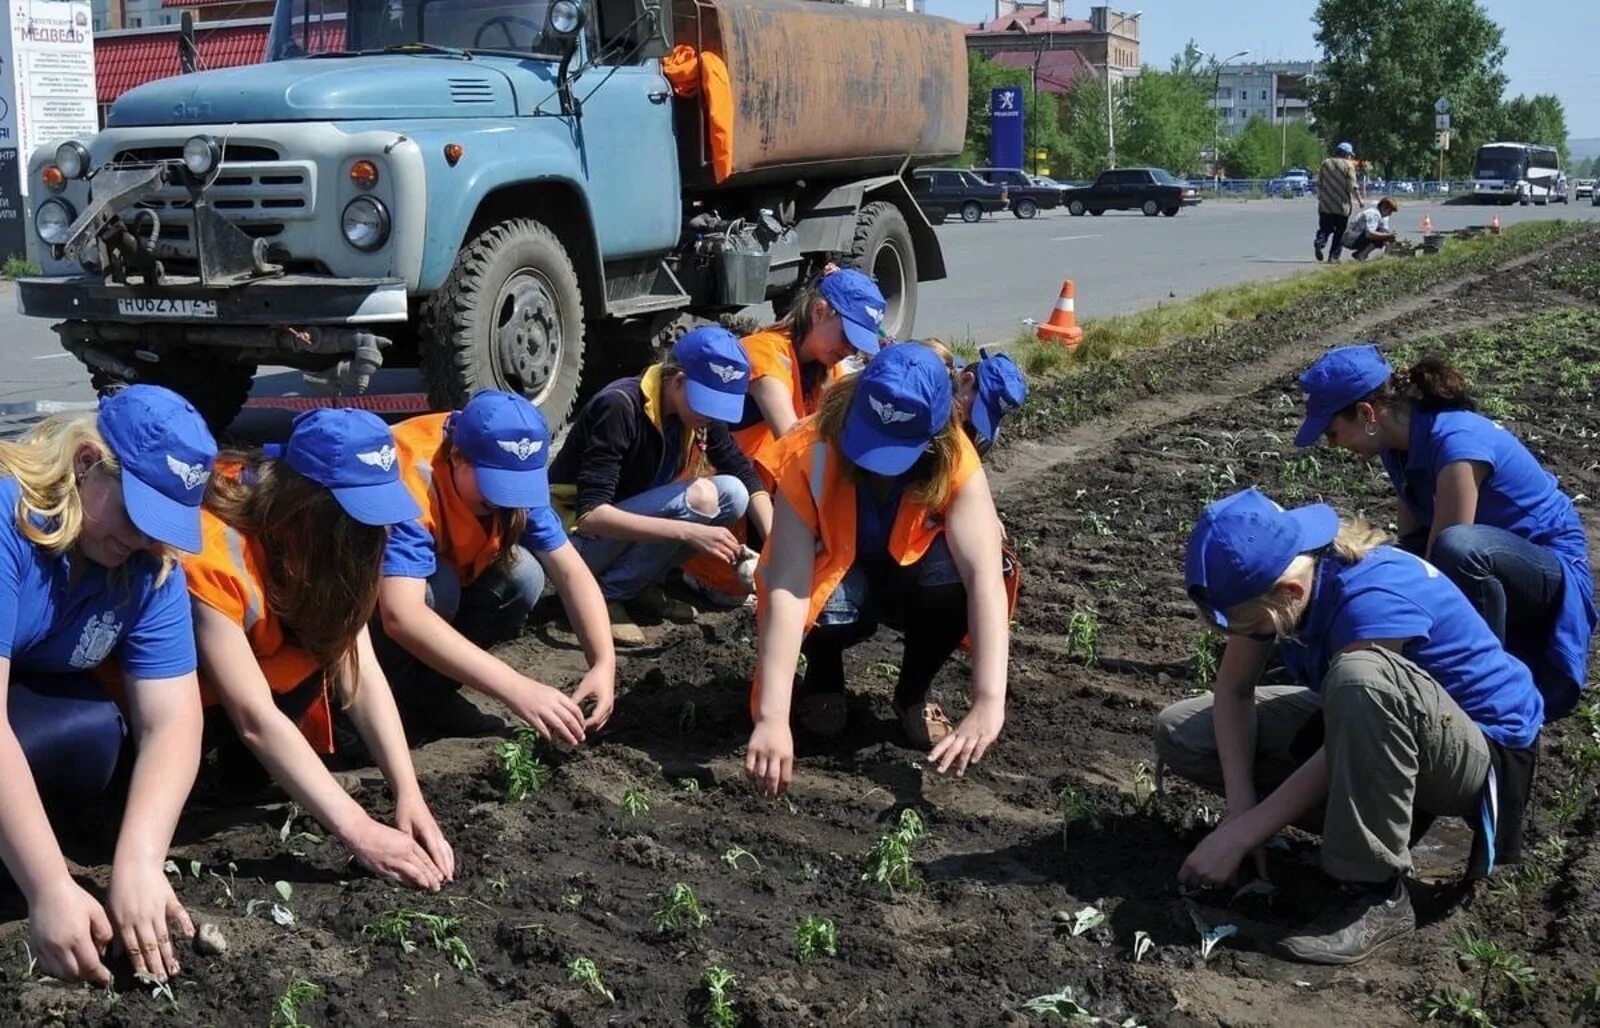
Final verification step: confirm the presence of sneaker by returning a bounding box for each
[1314,241,1325,262]
[606,601,647,647]
[795,691,848,738]
[897,702,955,750]
[1277,878,1415,965]
[1352,245,1375,262]
[1328,254,1342,263]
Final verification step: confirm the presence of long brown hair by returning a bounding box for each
[438,435,528,573]
[816,362,965,509]
[1343,353,1477,418]
[205,454,386,702]
[767,277,829,349]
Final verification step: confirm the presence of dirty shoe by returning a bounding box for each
[1278,878,1414,965]
[635,585,697,624]
[606,602,647,647]
[898,702,955,750]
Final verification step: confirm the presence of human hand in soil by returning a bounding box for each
[347,817,448,891]
[745,719,795,798]
[512,680,588,747]
[929,698,1004,777]
[107,862,195,981]
[28,878,114,985]
[1178,822,1251,889]
[571,665,616,731]
[395,795,455,884]
[680,523,742,564]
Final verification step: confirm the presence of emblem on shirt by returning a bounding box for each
[708,362,745,384]
[356,445,398,472]
[496,438,544,461]
[69,611,122,669]
[166,454,210,492]
[870,396,916,425]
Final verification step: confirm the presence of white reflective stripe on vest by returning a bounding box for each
[223,526,264,631]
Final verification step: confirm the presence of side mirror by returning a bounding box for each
[547,0,585,117]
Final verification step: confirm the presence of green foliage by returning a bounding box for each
[861,809,930,895]
[620,789,649,818]
[653,882,710,934]
[1450,927,1537,1019]
[1121,55,1216,175]
[1191,631,1222,686]
[363,909,477,972]
[1064,610,1099,667]
[962,53,1069,173]
[1,257,40,278]
[1490,94,1569,167]
[702,966,739,1028]
[270,979,324,1028]
[567,957,615,1003]
[1424,987,1492,1026]
[497,727,551,802]
[794,916,839,961]
[1131,760,1156,808]
[1057,783,1102,844]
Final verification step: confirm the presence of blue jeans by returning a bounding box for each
[9,673,128,807]
[571,475,749,602]
[1431,523,1565,683]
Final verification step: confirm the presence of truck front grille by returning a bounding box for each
[111,155,317,257]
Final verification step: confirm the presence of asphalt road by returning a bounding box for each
[2,195,1595,434]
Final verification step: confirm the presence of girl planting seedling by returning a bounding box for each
[745,342,1010,797]
[188,410,454,892]
[1156,488,1543,964]
[1297,344,1596,719]
[373,390,615,746]
[0,387,215,985]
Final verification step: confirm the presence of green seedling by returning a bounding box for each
[1069,904,1105,938]
[1057,784,1102,845]
[653,882,710,934]
[567,957,615,1003]
[677,777,702,793]
[135,973,180,1012]
[722,845,762,872]
[210,861,240,908]
[620,789,650,818]
[861,809,929,895]
[1423,986,1492,1026]
[1190,908,1236,961]
[487,874,509,896]
[1191,631,1221,686]
[1131,760,1156,808]
[1020,986,1094,1021]
[867,660,901,680]
[497,728,551,802]
[364,909,477,972]
[1132,930,1154,963]
[269,979,324,1028]
[1064,610,1099,667]
[794,916,838,961]
[702,966,739,1028]
[1452,928,1536,1013]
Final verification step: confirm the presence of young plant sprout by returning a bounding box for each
[794,916,839,961]
[861,809,930,895]
[620,789,650,818]
[1423,987,1491,1026]
[1057,784,1102,845]
[1191,908,1237,961]
[1070,904,1106,937]
[567,957,615,1003]
[1191,630,1222,686]
[722,845,762,871]
[1131,760,1156,808]
[269,979,324,1028]
[498,727,552,802]
[364,909,477,972]
[1065,610,1099,667]
[653,882,711,934]
[1132,930,1154,963]
[702,966,739,1028]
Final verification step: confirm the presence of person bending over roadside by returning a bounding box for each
[547,327,771,645]
[188,410,454,892]
[374,390,615,745]
[1297,344,1595,718]
[0,387,214,984]
[1343,197,1398,260]
[745,342,1010,798]
[1315,141,1364,263]
[1156,488,1543,965]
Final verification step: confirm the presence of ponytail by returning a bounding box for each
[1398,355,1476,412]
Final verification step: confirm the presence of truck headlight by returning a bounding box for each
[183,135,221,177]
[54,141,90,180]
[341,197,390,251]
[35,199,76,245]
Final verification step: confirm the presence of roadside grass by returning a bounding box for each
[995,220,1584,382]
[1,257,40,278]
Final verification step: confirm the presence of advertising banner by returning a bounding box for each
[990,86,1024,172]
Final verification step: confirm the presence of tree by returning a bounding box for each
[1311,0,1507,178]
[1056,71,1121,178]
[1223,116,1282,178]
[1492,94,1569,165]
[1119,41,1217,174]
[961,53,1069,171]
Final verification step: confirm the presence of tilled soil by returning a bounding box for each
[6,227,1600,1027]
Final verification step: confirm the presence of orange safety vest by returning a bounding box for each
[390,413,503,587]
[729,329,848,485]
[184,505,333,755]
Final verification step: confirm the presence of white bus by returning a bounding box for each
[1472,142,1565,205]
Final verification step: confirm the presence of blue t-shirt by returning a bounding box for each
[383,504,568,579]
[0,477,196,681]
[1280,548,1543,749]
[855,480,907,569]
[1381,409,1596,713]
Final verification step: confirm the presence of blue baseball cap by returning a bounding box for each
[1295,343,1394,447]
[448,390,551,510]
[841,341,952,475]
[268,409,421,526]
[674,326,751,424]
[968,348,1028,449]
[97,385,218,553]
[1185,488,1338,628]
[1336,141,1354,155]
[819,268,887,356]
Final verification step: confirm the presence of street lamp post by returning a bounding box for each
[1202,49,1249,189]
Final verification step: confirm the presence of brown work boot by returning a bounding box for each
[606,602,647,647]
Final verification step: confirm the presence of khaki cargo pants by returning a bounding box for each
[1153,647,1491,882]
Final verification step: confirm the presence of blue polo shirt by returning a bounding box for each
[383,505,570,580]
[1280,547,1543,749]
[1381,409,1596,714]
[0,477,196,681]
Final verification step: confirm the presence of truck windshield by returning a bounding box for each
[1474,150,1525,180]
[267,0,561,60]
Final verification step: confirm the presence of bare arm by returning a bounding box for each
[746,490,774,540]
[750,377,800,439]
[540,542,617,729]
[1424,460,1489,560]
[745,494,815,798]
[1210,636,1273,812]
[577,503,697,544]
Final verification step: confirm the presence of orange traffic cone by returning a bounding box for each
[1489,213,1502,235]
[1421,213,1434,233]
[1036,280,1084,347]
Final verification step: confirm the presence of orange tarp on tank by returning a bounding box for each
[663,44,738,183]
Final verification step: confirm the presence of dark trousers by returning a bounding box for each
[9,673,129,808]
[1316,211,1350,258]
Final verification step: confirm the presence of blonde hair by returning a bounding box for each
[0,413,176,582]
[1216,516,1391,639]
[815,361,965,510]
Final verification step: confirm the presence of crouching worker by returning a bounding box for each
[374,390,615,745]
[1343,197,1399,260]
[188,410,455,891]
[1157,488,1543,964]
[952,347,1029,457]
[1297,345,1595,718]
[745,342,1010,799]
[0,388,214,984]
[548,327,772,645]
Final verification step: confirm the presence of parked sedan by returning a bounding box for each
[910,168,1009,225]
[1062,167,1200,217]
[971,168,1061,219]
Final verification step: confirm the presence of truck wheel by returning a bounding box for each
[1142,200,1160,217]
[847,201,918,343]
[421,218,585,424]
[89,352,254,437]
[1012,198,1038,220]
[1068,200,1086,216]
[960,201,983,224]
[1089,209,1104,216]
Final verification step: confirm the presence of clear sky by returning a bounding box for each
[927,0,1600,139]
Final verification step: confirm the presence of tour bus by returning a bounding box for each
[1472,142,1565,205]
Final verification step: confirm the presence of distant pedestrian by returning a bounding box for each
[1345,198,1400,260]
[1315,141,1365,263]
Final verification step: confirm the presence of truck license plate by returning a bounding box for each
[116,298,219,319]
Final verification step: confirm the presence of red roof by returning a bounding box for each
[93,22,345,104]
[990,49,1095,93]
[969,5,1095,35]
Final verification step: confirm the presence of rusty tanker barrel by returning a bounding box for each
[673,0,968,189]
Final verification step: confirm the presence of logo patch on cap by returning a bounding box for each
[496,437,543,461]
[708,362,744,384]
[870,396,916,425]
[357,445,397,471]
[865,305,884,325]
[166,454,211,491]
